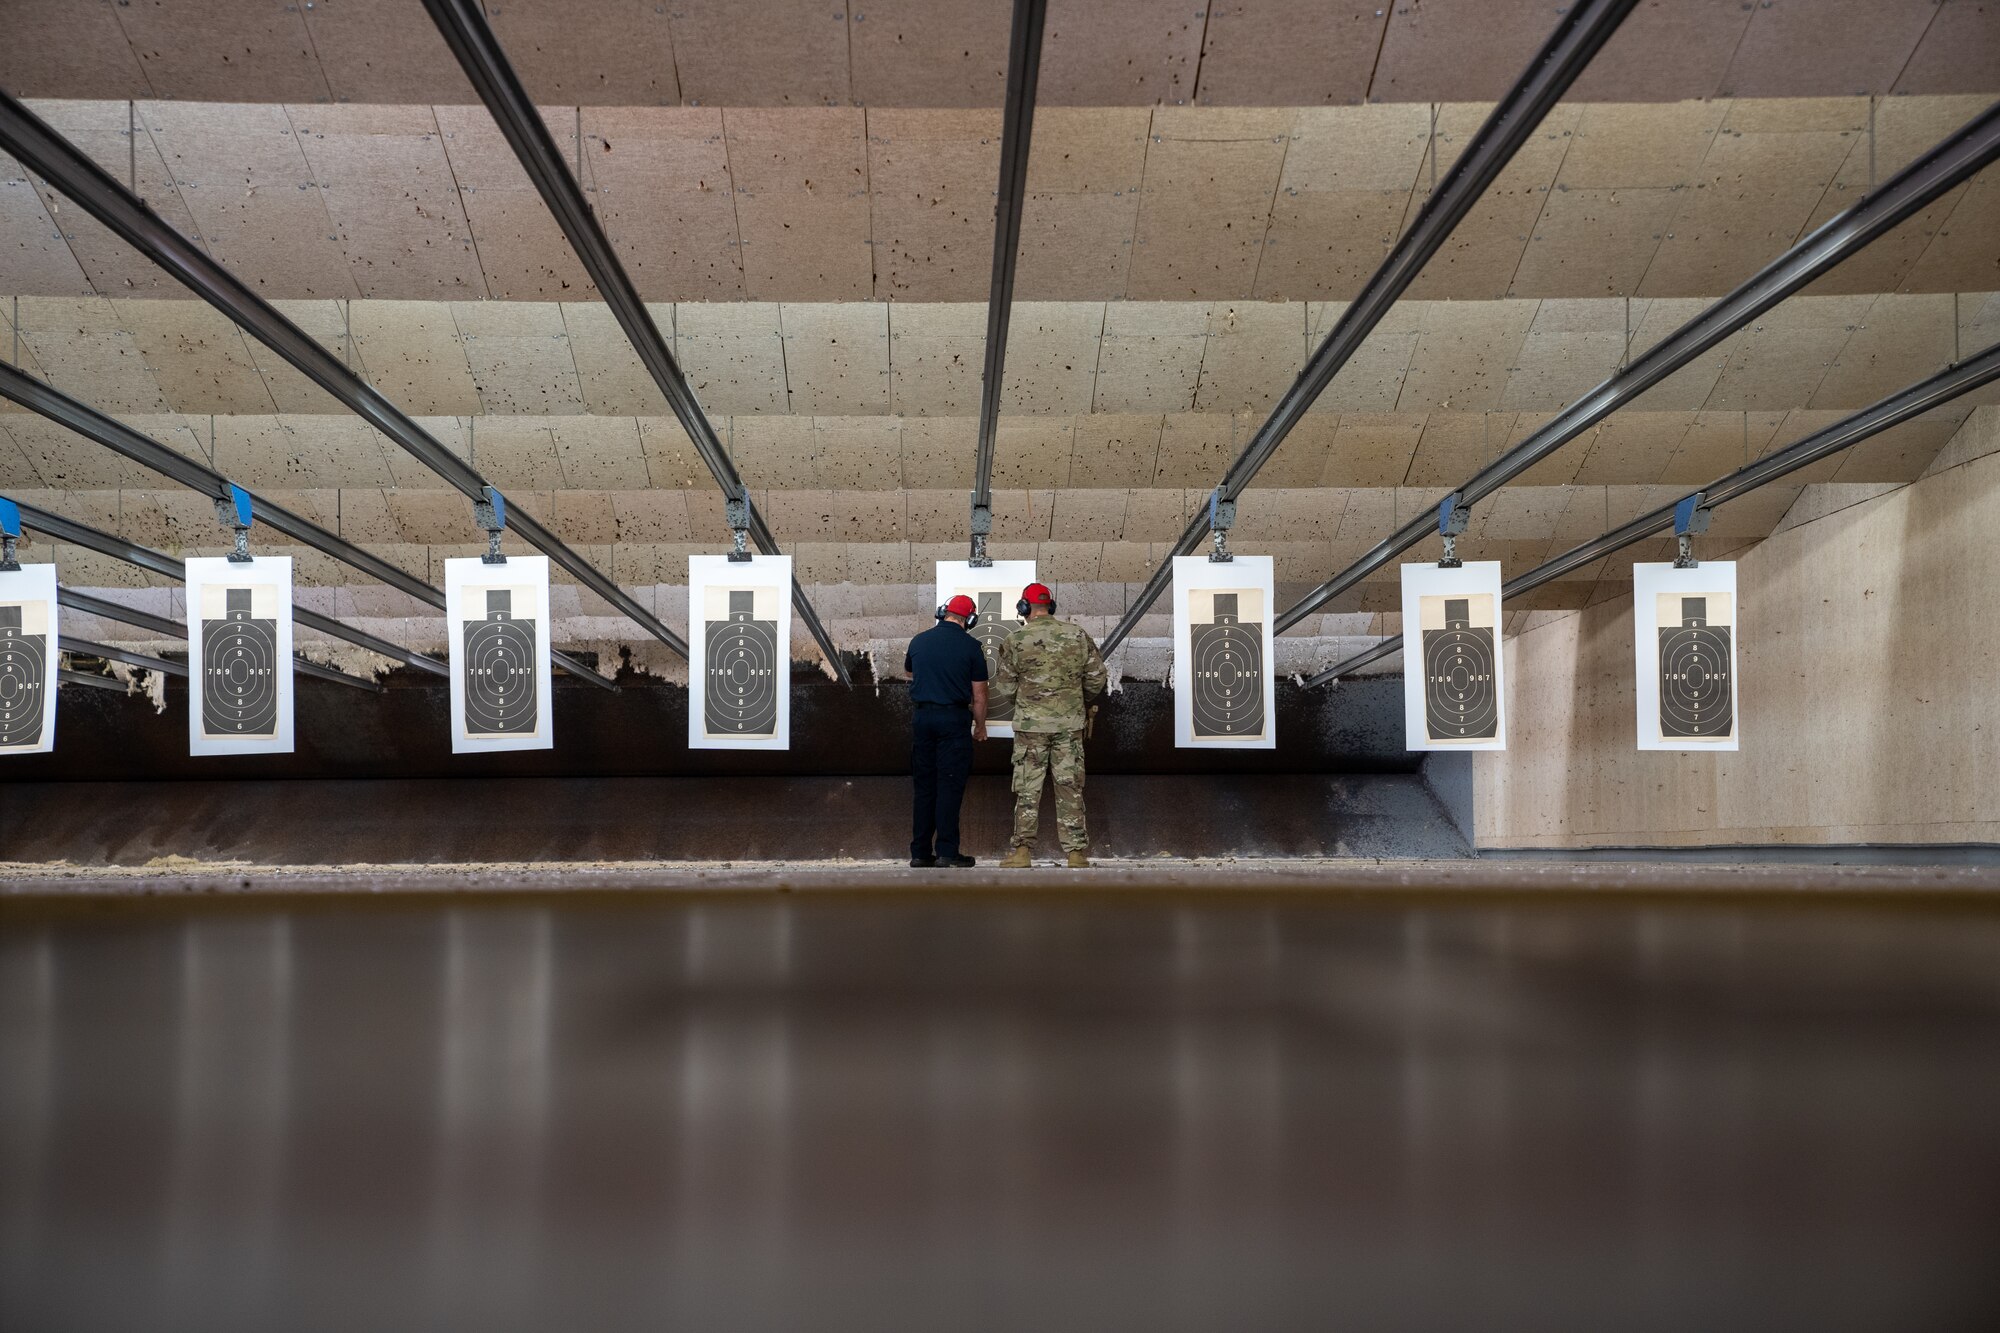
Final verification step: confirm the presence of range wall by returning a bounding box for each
[1475,407,2000,849]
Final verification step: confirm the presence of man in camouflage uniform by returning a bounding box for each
[987,582,1107,868]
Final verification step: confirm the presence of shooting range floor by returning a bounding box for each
[4,882,1999,1330]
[4,857,1999,897]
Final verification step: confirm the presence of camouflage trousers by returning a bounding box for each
[1010,728,1088,852]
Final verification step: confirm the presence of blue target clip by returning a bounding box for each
[218,482,255,562]
[1672,492,1711,569]
[0,494,21,571]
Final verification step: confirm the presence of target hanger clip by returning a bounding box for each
[968,498,993,568]
[1437,494,1469,569]
[474,485,508,564]
[726,483,753,563]
[0,495,21,571]
[1673,493,1711,569]
[1207,488,1236,564]
[214,483,255,563]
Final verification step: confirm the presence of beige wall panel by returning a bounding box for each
[1127,108,1291,300]
[0,1,150,104]
[1194,2,1387,107]
[988,489,1057,540]
[1048,489,1130,542]
[1637,101,1863,297]
[1509,187,1678,298]
[546,489,621,546]
[1193,301,1307,414]
[1119,487,1195,542]
[636,417,708,490]
[0,146,91,297]
[110,299,277,415]
[345,300,481,415]
[561,301,672,416]
[550,416,652,490]
[1810,294,1958,409]
[1091,301,1206,412]
[726,416,817,489]
[1306,301,1420,411]
[1150,413,1233,487]
[115,0,329,102]
[246,300,358,415]
[1721,0,1937,99]
[1903,168,2000,295]
[675,302,789,415]
[1370,0,1551,104]
[1895,0,2000,96]
[1703,327,1849,414]
[903,492,962,544]
[1474,485,1568,542]
[1404,103,1580,301]
[487,0,680,104]
[298,0,473,103]
[1257,189,1410,302]
[451,301,586,415]
[847,0,1009,107]
[610,490,692,544]
[1659,411,1788,486]
[900,417,977,488]
[15,297,170,414]
[138,102,357,299]
[665,0,850,106]
[1396,298,1536,410]
[1559,101,1730,189]
[1502,326,1625,412]
[722,109,870,302]
[886,303,985,417]
[1403,411,1515,487]
[214,416,396,489]
[433,105,594,300]
[814,417,903,488]
[578,107,741,301]
[1829,413,1967,483]
[1250,412,1337,487]
[1003,303,1105,416]
[2,418,158,489]
[868,110,1000,301]
[991,421,1074,489]
[463,419,565,489]
[1041,0,1205,105]
[1321,413,1424,488]
[287,105,485,299]
[1068,414,1163,488]
[1016,108,1148,299]
[781,304,889,416]
[1568,414,1685,486]
[1623,298,1729,411]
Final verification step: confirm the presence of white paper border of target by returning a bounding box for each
[1633,560,1739,752]
[688,553,793,752]
[0,562,58,755]
[934,559,1036,740]
[1398,560,1507,752]
[445,554,554,755]
[1171,555,1276,750]
[184,554,296,757]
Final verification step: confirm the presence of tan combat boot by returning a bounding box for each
[1066,851,1091,869]
[999,846,1032,869]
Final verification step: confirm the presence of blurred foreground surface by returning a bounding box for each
[3,890,1998,1331]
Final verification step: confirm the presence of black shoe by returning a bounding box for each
[937,854,976,869]
[910,856,937,868]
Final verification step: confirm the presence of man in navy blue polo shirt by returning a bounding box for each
[904,595,990,868]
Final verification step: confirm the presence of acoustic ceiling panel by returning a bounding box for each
[559,299,671,416]
[1719,0,1939,99]
[1193,2,1388,107]
[722,108,872,303]
[431,104,594,300]
[886,301,984,417]
[296,0,475,104]
[666,0,852,107]
[1406,102,1583,301]
[1002,302,1106,416]
[347,299,483,416]
[674,301,789,415]
[780,303,890,416]
[451,300,587,415]
[1127,108,1292,300]
[866,110,1001,303]
[114,0,330,104]
[1191,300,1308,414]
[578,107,744,302]
[1091,301,1207,413]
[1016,108,1150,302]
[111,298,278,416]
[487,0,681,105]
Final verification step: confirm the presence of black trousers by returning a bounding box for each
[910,706,975,858]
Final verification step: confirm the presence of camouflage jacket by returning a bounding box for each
[989,615,1108,733]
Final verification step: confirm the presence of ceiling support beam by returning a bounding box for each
[969,0,1049,560]
[0,89,684,668]
[1304,341,2000,686]
[1098,0,1641,655]
[61,588,393,692]
[419,0,851,684]
[0,361,614,689]
[11,498,419,686]
[1276,98,2000,636]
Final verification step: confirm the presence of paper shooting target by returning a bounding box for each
[1422,598,1498,741]
[969,591,1015,722]
[704,590,779,737]
[1633,563,1739,751]
[199,587,280,738]
[1190,593,1264,738]
[0,603,48,749]
[462,589,539,736]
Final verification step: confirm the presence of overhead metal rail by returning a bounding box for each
[61,636,190,679]
[58,586,385,691]
[0,360,614,689]
[8,498,386,691]
[0,89,686,667]
[1098,0,1642,654]
[1276,98,2000,636]
[1305,340,2000,686]
[60,665,133,694]
[419,0,851,684]
[968,0,1049,561]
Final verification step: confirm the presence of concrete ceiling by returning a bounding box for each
[2,0,1998,676]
